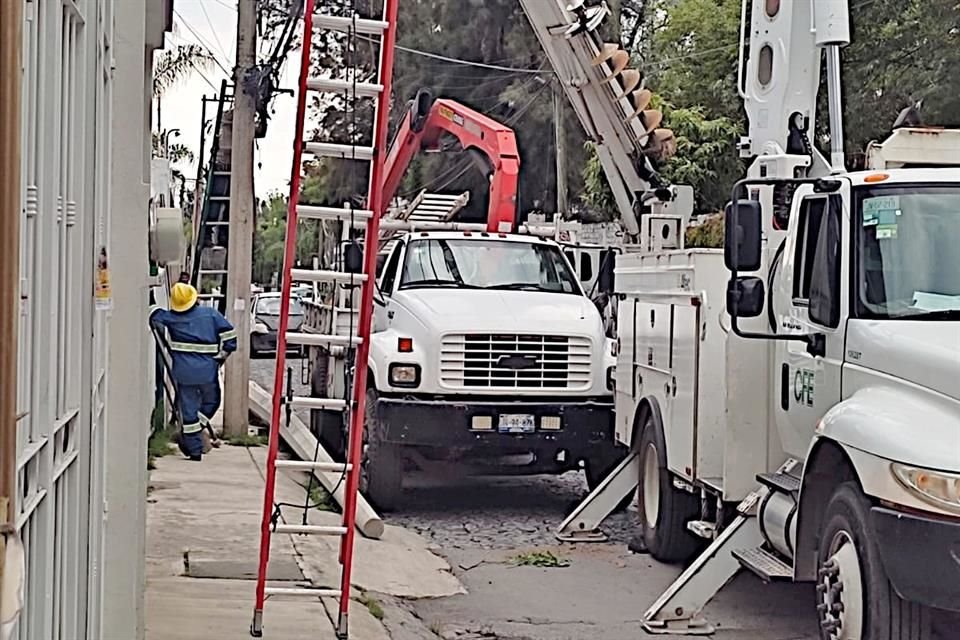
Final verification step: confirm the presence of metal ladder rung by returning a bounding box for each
[274,460,351,472]
[285,333,361,347]
[200,270,228,275]
[305,142,374,161]
[296,205,373,221]
[203,221,229,226]
[264,586,341,599]
[312,13,388,35]
[209,196,230,201]
[289,268,368,284]
[286,396,347,411]
[273,523,348,536]
[307,78,383,98]
[197,293,224,299]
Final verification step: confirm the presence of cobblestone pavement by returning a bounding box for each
[249,355,636,551]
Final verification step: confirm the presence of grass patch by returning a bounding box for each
[510,550,570,568]
[225,432,268,447]
[356,592,384,621]
[147,413,177,469]
[302,481,338,512]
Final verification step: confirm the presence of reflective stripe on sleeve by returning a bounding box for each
[168,340,220,354]
[219,329,237,341]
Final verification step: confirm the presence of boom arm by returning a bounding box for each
[382,90,520,233]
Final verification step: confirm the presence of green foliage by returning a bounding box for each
[356,593,385,621]
[685,213,724,248]
[510,550,570,568]
[225,432,268,447]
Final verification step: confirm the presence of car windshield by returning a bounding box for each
[398,238,581,295]
[256,297,303,316]
[856,185,960,319]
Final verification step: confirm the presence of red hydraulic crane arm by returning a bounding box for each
[382,90,520,232]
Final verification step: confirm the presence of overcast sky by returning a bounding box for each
[160,0,300,200]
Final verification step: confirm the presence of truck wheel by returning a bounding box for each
[816,482,932,640]
[585,450,631,512]
[360,388,403,512]
[636,413,700,563]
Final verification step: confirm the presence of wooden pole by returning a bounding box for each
[0,0,24,590]
[223,0,257,437]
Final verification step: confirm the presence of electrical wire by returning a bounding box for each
[173,10,234,77]
[199,1,232,61]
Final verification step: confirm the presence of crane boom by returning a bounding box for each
[518,0,682,238]
[382,89,521,233]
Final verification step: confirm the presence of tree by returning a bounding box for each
[153,43,216,129]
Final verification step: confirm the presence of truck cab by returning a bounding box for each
[310,229,622,510]
[757,166,960,621]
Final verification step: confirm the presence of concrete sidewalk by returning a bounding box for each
[144,444,463,640]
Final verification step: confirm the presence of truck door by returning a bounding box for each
[373,241,403,333]
[775,192,848,459]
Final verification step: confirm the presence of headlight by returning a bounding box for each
[252,321,269,334]
[389,363,420,388]
[891,463,960,514]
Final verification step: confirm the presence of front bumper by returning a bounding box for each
[376,396,615,451]
[871,506,960,612]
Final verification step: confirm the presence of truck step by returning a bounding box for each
[757,472,801,495]
[687,520,717,540]
[732,547,792,582]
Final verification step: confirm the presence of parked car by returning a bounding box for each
[250,292,305,357]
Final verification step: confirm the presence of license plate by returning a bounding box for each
[498,414,536,434]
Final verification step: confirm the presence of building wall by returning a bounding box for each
[14,1,169,639]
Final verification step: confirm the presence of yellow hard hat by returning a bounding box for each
[170,282,198,312]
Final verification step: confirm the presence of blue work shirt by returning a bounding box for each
[149,304,237,386]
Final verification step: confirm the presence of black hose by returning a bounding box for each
[767,238,787,333]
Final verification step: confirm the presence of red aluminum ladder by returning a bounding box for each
[250,1,400,638]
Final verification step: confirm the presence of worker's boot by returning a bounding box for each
[189,454,202,462]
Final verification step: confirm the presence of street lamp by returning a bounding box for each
[161,128,181,158]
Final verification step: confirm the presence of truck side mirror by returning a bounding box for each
[724,200,762,272]
[375,253,387,278]
[726,276,766,318]
[597,249,616,295]
[345,241,363,274]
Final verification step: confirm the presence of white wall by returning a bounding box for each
[13,1,169,639]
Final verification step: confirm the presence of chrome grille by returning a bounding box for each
[440,334,592,390]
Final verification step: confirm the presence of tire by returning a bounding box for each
[359,388,403,512]
[816,482,932,640]
[636,411,700,563]
[584,448,631,512]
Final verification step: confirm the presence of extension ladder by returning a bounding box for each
[250,1,400,638]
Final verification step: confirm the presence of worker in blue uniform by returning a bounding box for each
[149,282,237,461]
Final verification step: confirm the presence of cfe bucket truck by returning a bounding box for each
[553,0,960,636]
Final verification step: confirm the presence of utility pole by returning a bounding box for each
[0,0,22,599]
[553,84,569,215]
[223,0,257,437]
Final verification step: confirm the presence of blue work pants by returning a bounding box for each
[178,381,221,456]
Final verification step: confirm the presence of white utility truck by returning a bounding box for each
[307,222,622,511]
[547,0,960,637]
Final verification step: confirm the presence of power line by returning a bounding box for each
[174,10,234,77]
[199,1,231,61]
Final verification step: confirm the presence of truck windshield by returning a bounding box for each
[856,185,960,319]
[399,238,581,295]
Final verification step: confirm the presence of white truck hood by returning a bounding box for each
[393,288,601,336]
[849,321,960,401]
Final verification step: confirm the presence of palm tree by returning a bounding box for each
[153,43,217,129]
